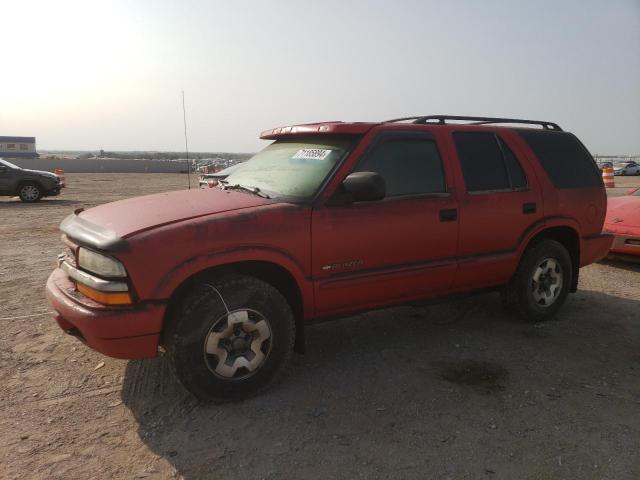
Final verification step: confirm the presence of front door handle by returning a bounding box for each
[439,208,457,222]
[523,202,537,214]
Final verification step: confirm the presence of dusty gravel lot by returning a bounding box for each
[1,173,639,480]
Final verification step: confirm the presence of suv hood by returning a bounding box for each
[75,188,273,240]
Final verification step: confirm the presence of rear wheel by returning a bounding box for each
[18,182,42,202]
[166,274,296,401]
[501,239,572,322]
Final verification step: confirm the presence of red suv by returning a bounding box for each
[46,115,613,401]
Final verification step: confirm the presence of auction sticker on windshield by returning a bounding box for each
[292,149,332,161]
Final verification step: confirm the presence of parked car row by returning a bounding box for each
[613,161,640,176]
[596,161,613,171]
[198,163,243,188]
[596,160,640,175]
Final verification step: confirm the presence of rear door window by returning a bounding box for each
[453,132,528,192]
[517,130,600,188]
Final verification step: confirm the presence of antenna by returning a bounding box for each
[182,90,191,189]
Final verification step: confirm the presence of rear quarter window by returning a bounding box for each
[517,130,601,189]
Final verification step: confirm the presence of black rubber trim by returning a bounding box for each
[582,232,613,241]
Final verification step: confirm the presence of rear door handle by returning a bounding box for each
[523,202,537,214]
[439,208,457,222]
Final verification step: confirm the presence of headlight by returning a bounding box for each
[78,248,127,278]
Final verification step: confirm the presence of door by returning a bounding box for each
[451,130,543,288]
[0,164,14,194]
[311,131,459,317]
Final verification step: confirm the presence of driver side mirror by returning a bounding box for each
[342,171,386,202]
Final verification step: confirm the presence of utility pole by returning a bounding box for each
[182,90,191,189]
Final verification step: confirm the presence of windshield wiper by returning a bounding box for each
[219,181,271,199]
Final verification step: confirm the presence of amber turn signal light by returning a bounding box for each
[77,283,133,305]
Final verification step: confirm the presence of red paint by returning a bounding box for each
[80,187,270,238]
[604,194,640,256]
[46,269,163,359]
[260,121,376,140]
[46,120,612,359]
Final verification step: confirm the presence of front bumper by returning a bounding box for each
[580,233,614,266]
[609,232,640,257]
[45,187,61,197]
[46,268,166,359]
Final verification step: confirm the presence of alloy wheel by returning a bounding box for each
[20,185,40,201]
[203,309,272,379]
[531,258,563,307]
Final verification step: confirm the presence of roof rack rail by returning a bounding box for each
[385,115,562,131]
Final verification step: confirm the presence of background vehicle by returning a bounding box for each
[604,187,640,259]
[46,115,612,401]
[198,163,243,188]
[0,158,62,202]
[613,161,640,176]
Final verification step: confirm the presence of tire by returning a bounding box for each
[500,239,572,322]
[18,182,42,202]
[165,274,296,402]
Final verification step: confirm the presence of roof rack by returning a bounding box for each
[385,115,562,131]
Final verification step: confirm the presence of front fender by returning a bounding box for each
[151,246,314,318]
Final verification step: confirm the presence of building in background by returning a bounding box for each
[0,136,38,158]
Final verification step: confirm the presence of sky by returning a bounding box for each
[1,0,639,154]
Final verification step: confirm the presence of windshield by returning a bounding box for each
[0,158,20,169]
[223,136,355,200]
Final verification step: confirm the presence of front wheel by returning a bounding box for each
[501,239,572,322]
[19,182,42,202]
[165,274,296,402]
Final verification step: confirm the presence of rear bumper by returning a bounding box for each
[580,233,614,266]
[46,268,166,359]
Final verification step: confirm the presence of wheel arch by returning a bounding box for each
[16,179,43,196]
[520,225,580,292]
[161,260,307,353]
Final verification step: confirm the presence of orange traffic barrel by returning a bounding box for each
[602,167,615,189]
[54,169,66,187]
[602,167,616,188]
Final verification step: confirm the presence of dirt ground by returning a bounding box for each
[1,173,639,480]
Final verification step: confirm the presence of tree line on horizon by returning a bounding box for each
[53,151,255,161]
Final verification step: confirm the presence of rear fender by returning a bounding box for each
[515,217,581,292]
